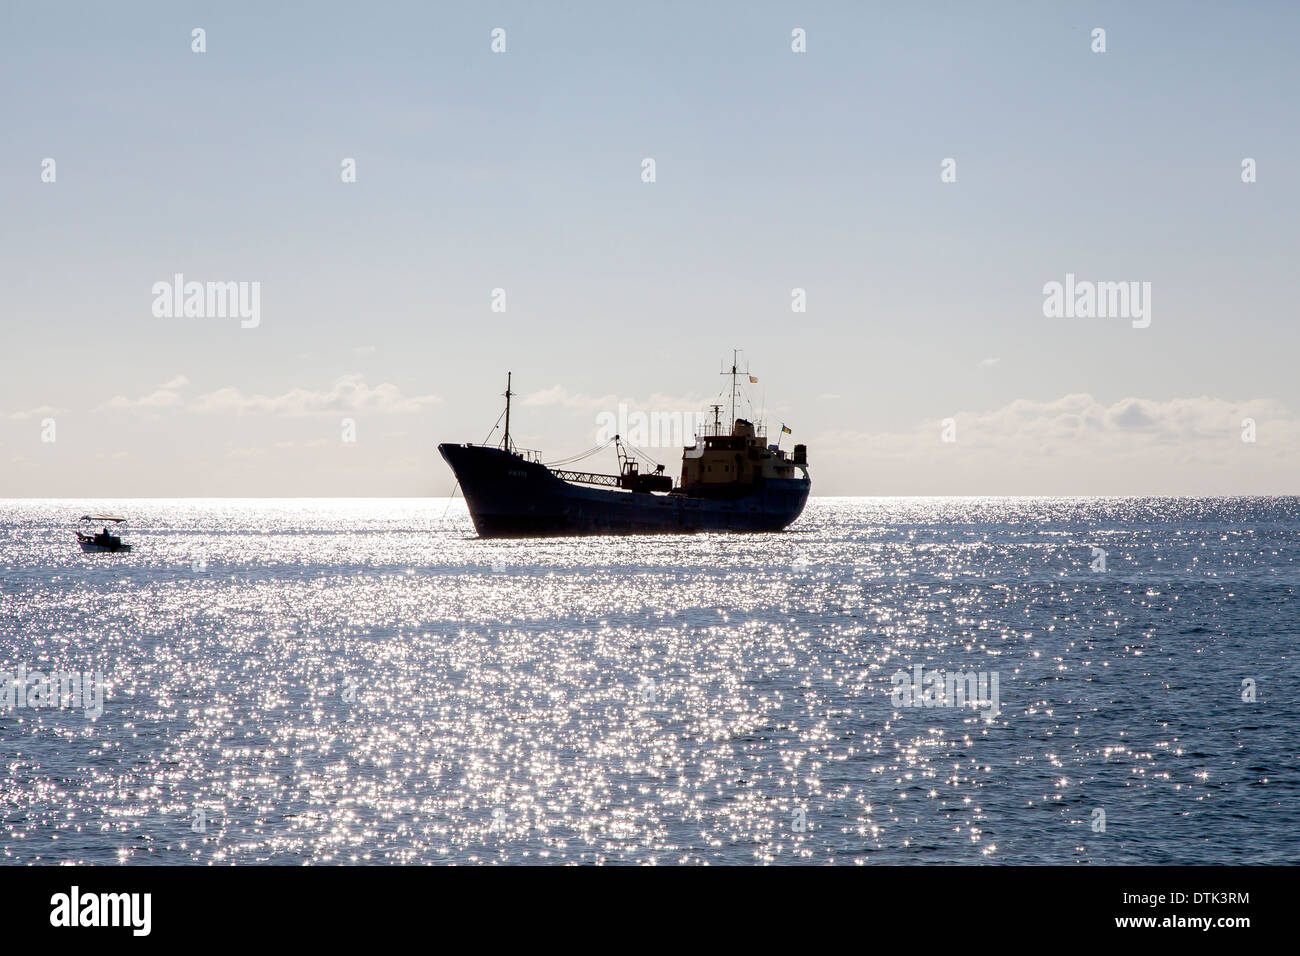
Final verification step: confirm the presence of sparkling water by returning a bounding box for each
[1,497,1296,864]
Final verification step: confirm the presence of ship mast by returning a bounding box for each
[730,351,737,428]
[721,348,749,433]
[502,371,513,452]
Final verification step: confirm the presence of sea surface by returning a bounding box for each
[1,497,1296,865]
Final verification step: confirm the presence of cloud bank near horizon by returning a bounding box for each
[4,383,1294,497]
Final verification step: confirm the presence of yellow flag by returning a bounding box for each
[749,375,758,384]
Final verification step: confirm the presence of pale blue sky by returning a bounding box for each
[3,2,1298,495]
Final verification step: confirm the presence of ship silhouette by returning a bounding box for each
[439,357,810,537]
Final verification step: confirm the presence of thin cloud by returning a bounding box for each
[809,392,1299,494]
[522,386,619,411]
[8,403,65,421]
[192,374,441,417]
[522,385,709,412]
[96,375,189,411]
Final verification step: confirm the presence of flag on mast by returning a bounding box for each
[749,375,758,384]
[781,424,792,435]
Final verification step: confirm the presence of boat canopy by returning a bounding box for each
[80,514,126,522]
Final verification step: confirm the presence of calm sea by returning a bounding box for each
[1,497,1296,865]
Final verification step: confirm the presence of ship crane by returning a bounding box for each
[550,435,672,493]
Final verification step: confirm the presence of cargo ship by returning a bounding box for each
[439,360,810,537]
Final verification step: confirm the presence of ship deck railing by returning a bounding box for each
[460,442,544,463]
[549,468,623,488]
[694,424,767,442]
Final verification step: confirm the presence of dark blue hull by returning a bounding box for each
[439,443,810,537]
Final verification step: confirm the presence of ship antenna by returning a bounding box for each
[731,348,737,430]
[709,403,723,436]
[502,371,513,453]
[722,348,741,434]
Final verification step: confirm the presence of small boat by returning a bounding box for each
[75,514,133,553]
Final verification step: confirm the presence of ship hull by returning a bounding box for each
[439,443,809,538]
